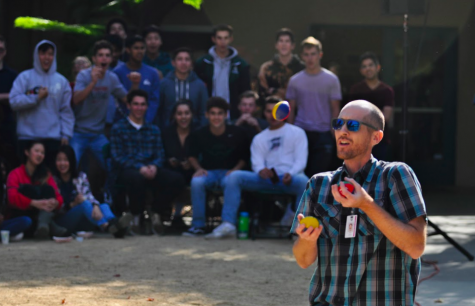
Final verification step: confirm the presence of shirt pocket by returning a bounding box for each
[314,200,341,239]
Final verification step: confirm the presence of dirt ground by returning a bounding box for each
[0,234,315,306]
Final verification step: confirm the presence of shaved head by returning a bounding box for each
[342,100,385,131]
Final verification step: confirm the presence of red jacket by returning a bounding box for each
[6,165,64,210]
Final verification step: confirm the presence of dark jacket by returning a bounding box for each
[194,47,251,119]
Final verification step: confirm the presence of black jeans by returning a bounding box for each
[304,130,334,177]
[117,167,186,218]
[17,139,61,171]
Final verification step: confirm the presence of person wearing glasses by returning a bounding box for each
[291,100,427,306]
[349,52,394,160]
[286,37,341,177]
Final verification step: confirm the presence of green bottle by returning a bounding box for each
[238,212,250,239]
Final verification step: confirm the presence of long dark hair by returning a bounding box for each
[24,140,49,184]
[170,99,194,127]
[54,145,78,180]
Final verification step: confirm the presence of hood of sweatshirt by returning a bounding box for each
[33,40,57,76]
[208,46,238,62]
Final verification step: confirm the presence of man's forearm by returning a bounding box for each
[293,238,318,269]
[361,199,426,259]
[189,157,202,171]
[73,82,96,105]
[231,160,246,171]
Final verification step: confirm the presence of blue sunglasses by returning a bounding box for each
[332,118,379,132]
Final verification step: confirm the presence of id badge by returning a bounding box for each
[345,215,358,238]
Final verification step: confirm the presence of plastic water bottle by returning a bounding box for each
[238,212,250,239]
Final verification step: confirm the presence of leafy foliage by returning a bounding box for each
[14,17,104,36]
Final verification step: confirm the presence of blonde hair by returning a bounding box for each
[301,36,322,53]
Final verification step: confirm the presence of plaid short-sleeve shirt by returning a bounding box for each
[291,157,427,306]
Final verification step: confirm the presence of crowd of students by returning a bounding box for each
[0,20,394,241]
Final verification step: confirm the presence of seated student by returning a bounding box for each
[110,89,185,234]
[162,100,195,184]
[142,25,173,79]
[183,97,249,238]
[5,141,67,238]
[226,96,309,226]
[0,157,32,241]
[53,145,132,238]
[162,100,194,228]
[233,90,269,141]
[9,40,74,169]
[159,47,208,129]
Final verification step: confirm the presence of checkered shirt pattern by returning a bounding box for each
[110,118,165,170]
[291,157,427,306]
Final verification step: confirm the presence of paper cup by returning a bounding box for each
[1,230,10,245]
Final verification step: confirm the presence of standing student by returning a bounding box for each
[194,25,251,120]
[9,40,74,169]
[0,35,18,166]
[142,25,173,79]
[286,37,341,177]
[349,52,395,160]
[159,47,208,128]
[71,40,130,169]
[113,35,160,125]
[292,100,427,306]
[258,28,304,100]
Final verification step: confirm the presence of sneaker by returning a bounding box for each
[50,221,69,237]
[204,222,236,239]
[151,213,164,235]
[34,225,50,239]
[182,226,205,237]
[108,213,133,235]
[11,232,24,242]
[280,204,296,227]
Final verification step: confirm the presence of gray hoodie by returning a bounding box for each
[209,46,238,103]
[9,40,74,140]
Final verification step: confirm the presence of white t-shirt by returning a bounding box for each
[251,123,308,176]
[127,117,143,130]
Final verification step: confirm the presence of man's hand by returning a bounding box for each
[148,165,157,179]
[246,116,259,127]
[331,177,373,210]
[181,160,191,170]
[193,168,208,177]
[258,168,274,180]
[127,72,141,89]
[91,205,104,221]
[282,173,292,186]
[226,169,236,176]
[61,138,69,146]
[169,158,179,168]
[139,166,154,180]
[294,214,323,243]
[70,193,85,208]
[37,87,48,100]
[91,66,103,84]
[235,113,251,126]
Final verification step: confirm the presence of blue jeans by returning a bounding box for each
[191,169,236,228]
[0,216,33,236]
[55,200,116,233]
[70,132,109,169]
[226,170,309,212]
